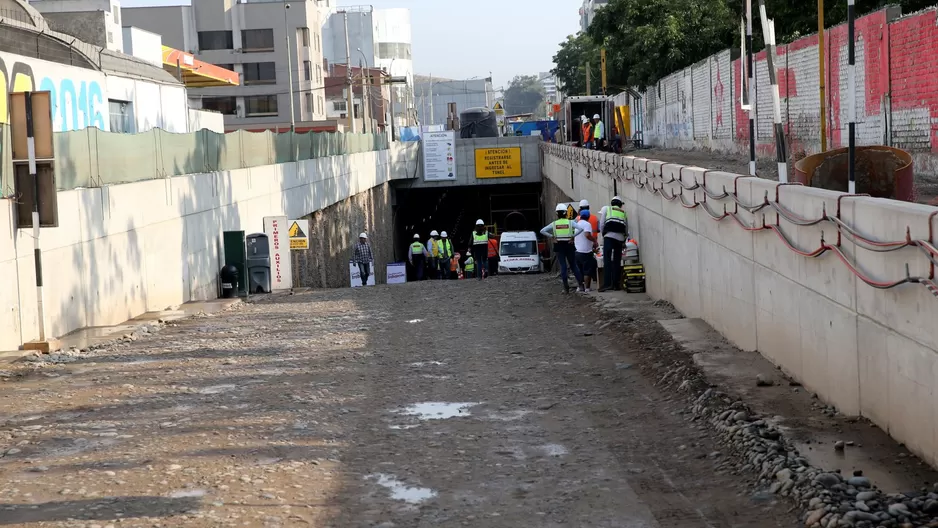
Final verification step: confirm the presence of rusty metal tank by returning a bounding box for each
[793,146,914,201]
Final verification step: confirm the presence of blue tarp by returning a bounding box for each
[509,121,560,142]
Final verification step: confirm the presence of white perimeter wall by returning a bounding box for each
[543,145,938,466]
[0,143,419,351]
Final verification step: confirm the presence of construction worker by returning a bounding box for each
[464,252,475,279]
[579,199,599,236]
[592,113,605,151]
[438,231,454,279]
[487,235,499,277]
[450,251,461,280]
[426,230,442,279]
[599,196,629,292]
[580,115,593,149]
[408,234,430,281]
[470,219,494,280]
[540,204,585,293]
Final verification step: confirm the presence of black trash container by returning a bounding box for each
[220,264,239,298]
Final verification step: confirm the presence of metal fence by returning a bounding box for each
[0,125,389,193]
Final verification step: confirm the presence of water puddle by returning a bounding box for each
[366,474,436,504]
[198,384,236,395]
[395,402,480,421]
[409,361,444,367]
[485,410,531,421]
[536,444,569,457]
[406,319,424,324]
[389,424,421,430]
[167,489,207,498]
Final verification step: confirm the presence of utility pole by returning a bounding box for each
[818,0,828,152]
[429,73,434,125]
[283,3,295,132]
[601,48,607,96]
[338,10,356,133]
[360,60,370,133]
[585,62,591,96]
[746,0,756,176]
[847,0,857,193]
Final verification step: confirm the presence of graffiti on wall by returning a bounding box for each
[0,51,107,132]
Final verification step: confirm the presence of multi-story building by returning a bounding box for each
[28,0,125,52]
[320,5,414,128]
[323,62,389,134]
[538,71,559,103]
[123,0,329,132]
[579,0,608,32]
[413,76,494,127]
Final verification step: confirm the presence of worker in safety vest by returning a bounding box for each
[486,237,499,277]
[540,203,585,293]
[438,231,454,279]
[426,230,442,279]
[592,114,605,151]
[450,250,461,280]
[580,115,593,149]
[470,219,494,280]
[599,196,629,292]
[408,233,430,281]
[464,253,475,279]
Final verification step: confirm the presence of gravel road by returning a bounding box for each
[0,276,797,527]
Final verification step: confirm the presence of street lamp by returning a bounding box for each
[283,3,295,132]
[356,47,370,133]
[335,9,356,133]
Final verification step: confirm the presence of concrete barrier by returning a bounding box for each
[542,144,938,466]
[0,142,420,352]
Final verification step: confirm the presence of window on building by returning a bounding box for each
[245,95,278,117]
[316,64,322,83]
[377,42,412,60]
[305,93,313,114]
[198,30,233,51]
[242,62,276,85]
[315,34,320,52]
[303,61,311,81]
[300,27,310,47]
[319,96,324,115]
[215,64,235,72]
[112,4,120,24]
[108,100,135,133]
[353,103,361,119]
[107,31,113,43]
[333,101,347,112]
[241,29,274,52]
[201,96,238,115]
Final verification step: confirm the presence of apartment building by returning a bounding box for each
[29,0,125,52]
[321,5,414,128]
[538,71,559,103]
[123,0,329,132]
[579,0,608,32]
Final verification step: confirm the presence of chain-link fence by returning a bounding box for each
[0,125,389,193]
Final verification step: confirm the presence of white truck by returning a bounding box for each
[497,231,543,274]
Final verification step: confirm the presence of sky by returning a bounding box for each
[118,0,581,88]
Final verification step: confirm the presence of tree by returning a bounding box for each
[503,75,546,116]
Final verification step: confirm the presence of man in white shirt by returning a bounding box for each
[573,210,598,292]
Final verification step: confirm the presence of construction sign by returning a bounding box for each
[288,219,309,250]
[475,147,522,178]
[493,101,505,116]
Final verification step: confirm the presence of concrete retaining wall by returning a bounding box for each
[542,144,938,466]
[409,136,542,188]
[0,142,419,352]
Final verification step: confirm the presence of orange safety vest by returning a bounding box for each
[487,238,498,258]
[581,122,592,142]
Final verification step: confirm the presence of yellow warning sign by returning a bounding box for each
[288,219,309,250]
[493,101,505,116]
[475,147,521,179]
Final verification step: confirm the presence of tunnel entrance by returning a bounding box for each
[392,183,544,261]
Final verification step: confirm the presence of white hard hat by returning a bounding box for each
[593,114,600,119]
[475,219,484,226]
[612,195,623,202]
[441,231,448,237]
[555,203,567,212]
[413,233,420,239]
[579,199,589,208]
[430,230,439,237]
[581,115,588,121]
[359,232,368,239]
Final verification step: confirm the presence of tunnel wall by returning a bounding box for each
[542,144,938,467]
[292,182,395,289]
[0,142,420,352]
[408,136,542,189]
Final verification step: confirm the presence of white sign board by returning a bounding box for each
[288,219,309,250]
[350,261,376,287]
[386,263,407,284]
[422,130,456,181]
[263,216,293,290]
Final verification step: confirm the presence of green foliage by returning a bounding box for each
[555,0,937,92]
[503,75,547,116]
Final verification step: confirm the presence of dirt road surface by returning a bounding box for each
[1,277,798,527]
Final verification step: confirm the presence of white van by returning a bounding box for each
[498,231,542,274]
